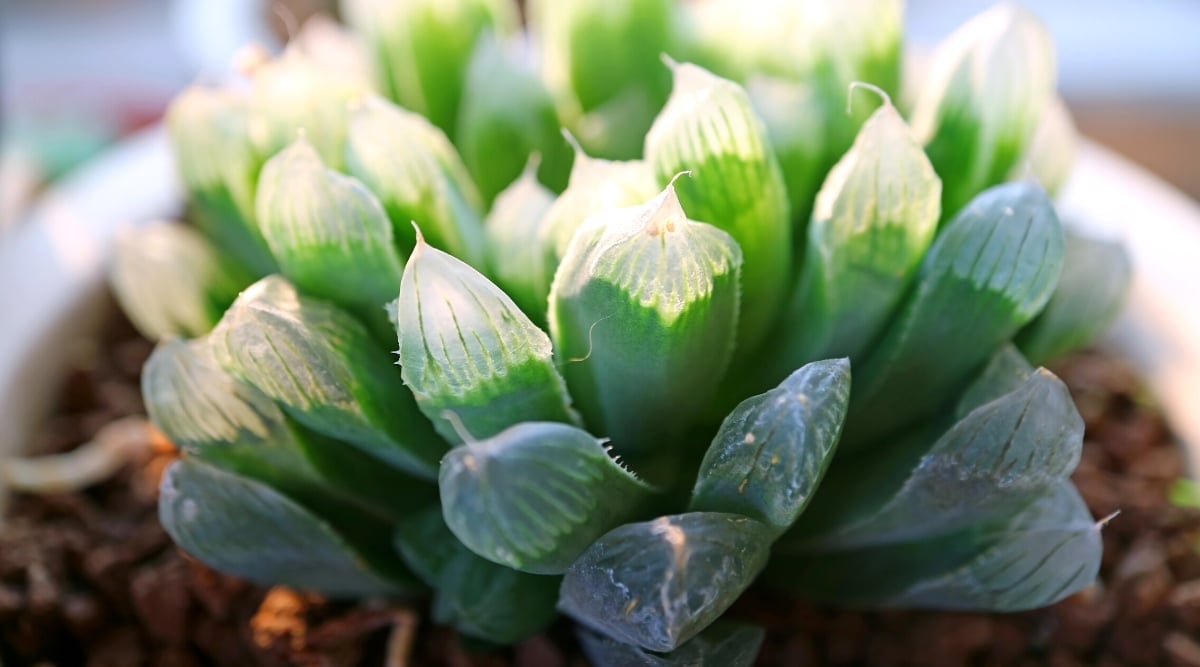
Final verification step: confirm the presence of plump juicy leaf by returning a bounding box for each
[912,4,1056,218]
[440,422,652,574]
[396,237,579,442]
[645,62,790,350]
[843,181,1064,448]
[110,221,252,340]
[483,158,557,321]
[160,458,416,597]
[344,96,486,266]
[690,359,850,534]
[559,512,773,652]
[1009,96,1077,196]
[1016,227,1131,365]
[549,185,741,456]
[256,139,403,310]
[209,276,447,478]
[747,75,828,230]
[578,622,765,667]
[791,365,1082,548]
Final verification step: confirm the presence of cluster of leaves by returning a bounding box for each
[109,0,1132,663]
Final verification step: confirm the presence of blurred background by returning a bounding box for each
[2,0,1198,232]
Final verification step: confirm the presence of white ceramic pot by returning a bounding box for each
[0,131,1196,476]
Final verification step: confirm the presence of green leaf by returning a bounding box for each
[396,235,579,442]
[393,507,464,587]
[791,365,1082,549]
[209,275,447,478]
[440,422,652,574]
[345,95,486,267]
[255,138,403,310]
[746,75,829,230]
[159,458,416,597]
[955,344,1035,418]
[912,4,1057,218]
[1008,96,1077,196]
[843,181,1064,448]
[578,622,765,667]
[483,157,557,322]
[165,85,275,275]
[456,33,572,206]
[1170,479,1200,509]
[343,0,516,135]
[645,62,791,351]
[1016,228,1131,365]
[559,512,773,652]
[690,359,850,534]
[781,99,941,366]
[769,482,1102,611]
[549,184,742,455]
[109,221,252,340]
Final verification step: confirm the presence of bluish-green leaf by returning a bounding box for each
[1016,227,1131,365]
[345,95,486,266]
[578,622,765,667]
[843,181,1064,448]
[645,62,790,351]
[159,458,416,597]
[955,344,1035,418]
[396,236,579,442]
[549,185,742,455]
[256,138,403,310]
[110,221,252,340]
[209,275,447,478]
[440,422,652,574]
[690,359,850,534]
[559,512,773,652]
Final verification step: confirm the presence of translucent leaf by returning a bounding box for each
[345,96,486,266]
[255,138,403,310]
[1008,96,1077,196]
[559,512,773,652]
[912,4,1056,218]
[792,366,1082,548]
[747,75,828,230]
[110,221,252,340]
[843,181,1064,448]
[209,276,447,478]
[456,33,572,206]
[440,422,652,574]
[955,344,1035,419]
[342,0,516,136]
[483,158,557,322]
[781,101,941,365]
[1016,227,1131,365]
[769,482,1102,611]
[578,622,765,667]
[549,185,741,456]
[690,359,850,534]
[645,62,791,350]
[159,458,416,597]
[396,236,578,442]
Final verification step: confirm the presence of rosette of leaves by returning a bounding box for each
[111,2,1133,662]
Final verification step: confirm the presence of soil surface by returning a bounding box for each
[2,307,1198,666]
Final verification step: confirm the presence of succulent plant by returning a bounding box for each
[112,1,1132,663]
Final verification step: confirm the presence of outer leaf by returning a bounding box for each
[690,359,850,534]
[209,276,446,478]
[483,158,557,321]
[912,4,1056,218]
[792,366,1082,549]
[549,185,742,454]
[955,344,1035,418]
[559,512,774,652]
[341,0,516,136]
[159,458,415,597]
[843,182,1064,448]
[440,422,652,574]
[769,482,1102,611]
[456,34,572,206]
[578,622,765,667]
[345,96,486,266]
[255,139,403,309]
[1016,228,1131,365]
[781,101,941,365]
[165,85,275,275]
[645,62,791,350]
[110,221,252,340]
[396,236,578,442]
